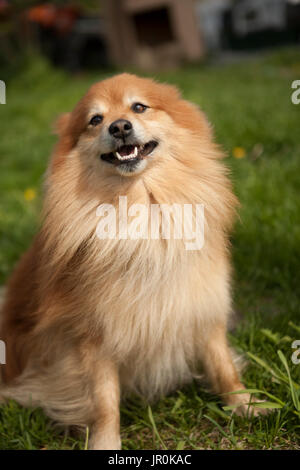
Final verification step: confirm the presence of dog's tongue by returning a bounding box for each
[118,145,135,156]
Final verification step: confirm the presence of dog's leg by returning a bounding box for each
[200,323,259,416]
[88,359,121,450]
[0,349,122,448]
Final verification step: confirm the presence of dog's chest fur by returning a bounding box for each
[81,236,230,399]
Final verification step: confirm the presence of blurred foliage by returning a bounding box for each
[0,1,105,81]
[8,1,102,11]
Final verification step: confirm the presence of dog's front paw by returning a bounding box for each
[232,402,270,417]
[227,393,271,417]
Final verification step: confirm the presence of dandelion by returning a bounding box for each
[233,147,246,159]
[24,188,36,201]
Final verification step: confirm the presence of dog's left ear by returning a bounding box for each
[51,112,78,159]
[52,112,71,136]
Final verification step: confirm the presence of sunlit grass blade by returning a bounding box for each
[222,388,285,406]
[84,426,89,450]
[277,350,300,412]
[176,440,185,450]
[148,406,167,450]
[288,321,300,335]
[223,401,282,411]
[247,351,299,388]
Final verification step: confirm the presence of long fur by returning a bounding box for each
[0,74,245,441]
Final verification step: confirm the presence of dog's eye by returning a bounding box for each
[132,103,148,114]
[89,114,103,126]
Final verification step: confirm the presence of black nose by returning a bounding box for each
[109,119,132,139]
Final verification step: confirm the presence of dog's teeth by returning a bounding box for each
[115,150,137,162]
[134,146,138,157]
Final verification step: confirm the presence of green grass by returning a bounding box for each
[0,48,300,450]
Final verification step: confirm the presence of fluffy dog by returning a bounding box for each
[0,74,255,449]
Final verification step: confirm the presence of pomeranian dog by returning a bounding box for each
[0,74,257,450]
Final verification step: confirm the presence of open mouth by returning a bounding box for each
[100,141,158,166]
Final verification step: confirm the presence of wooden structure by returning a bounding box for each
[104,0,204,68]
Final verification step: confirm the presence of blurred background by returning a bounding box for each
[0,0,300,73]
[0,0,300,451]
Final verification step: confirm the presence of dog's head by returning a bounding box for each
[54,73,211,178]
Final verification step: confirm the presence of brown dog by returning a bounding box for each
[0,74,255,449]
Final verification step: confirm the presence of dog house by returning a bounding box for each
[104,0,204,68]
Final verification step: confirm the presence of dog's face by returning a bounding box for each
[86,84,162,177]
[55,73,209,179]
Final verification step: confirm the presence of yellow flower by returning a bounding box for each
[24,188,36,201]
[233,146,246,159]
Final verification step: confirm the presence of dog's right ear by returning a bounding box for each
[52,112,71,136]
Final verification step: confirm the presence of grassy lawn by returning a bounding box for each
[0,48,299,450]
